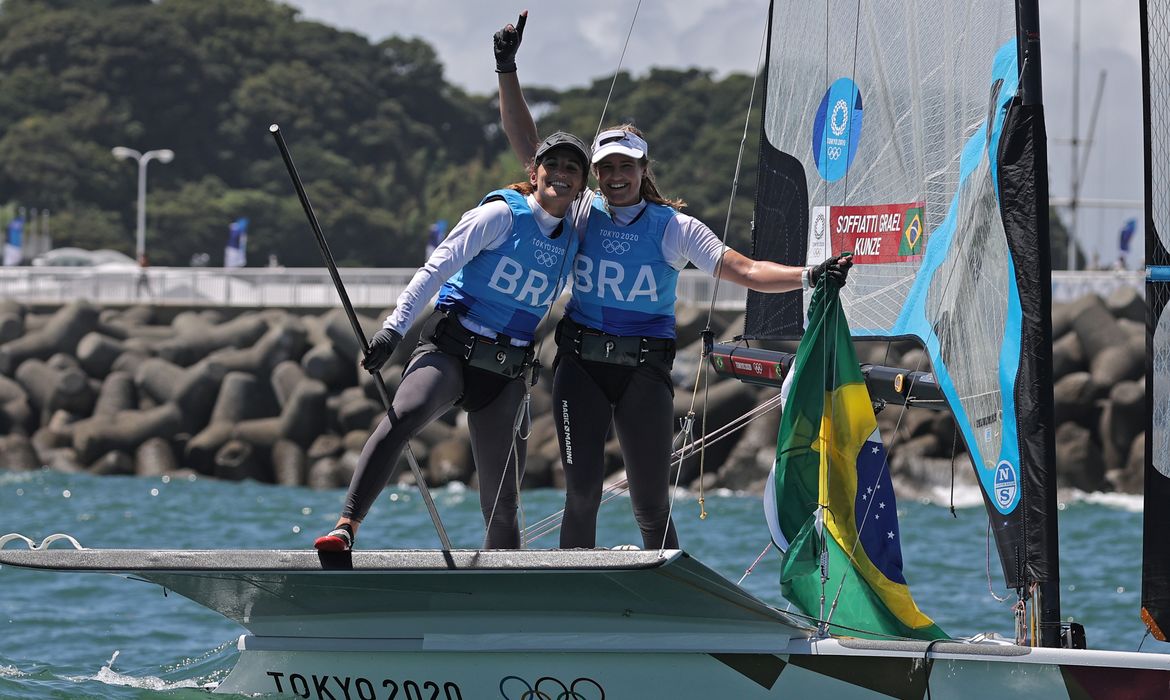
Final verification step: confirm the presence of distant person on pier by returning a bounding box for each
[494,11,853,551]
[314,131,591,552]
[134,252,152,298]
[4,213,24,266]
[225,217,248,268]
[425,219,448,260]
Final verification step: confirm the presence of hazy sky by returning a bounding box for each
[286,0,1145,265]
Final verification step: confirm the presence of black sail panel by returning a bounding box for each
[1141,0,1170,643]
[997,94,1059,638]
[745,0,807,341]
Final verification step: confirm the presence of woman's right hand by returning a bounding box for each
[493,11,527,73]
[362,328,403,372]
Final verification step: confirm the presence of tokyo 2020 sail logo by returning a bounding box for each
[813,77,864,182]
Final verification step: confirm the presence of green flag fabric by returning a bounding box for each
[767,278,946,641]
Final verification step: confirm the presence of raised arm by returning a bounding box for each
[494,11,540,166]
[717,250,853,293]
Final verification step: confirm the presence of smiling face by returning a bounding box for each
[529,147,586,217]
[593,153,646,207]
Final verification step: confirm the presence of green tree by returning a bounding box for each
[0,0,765,268]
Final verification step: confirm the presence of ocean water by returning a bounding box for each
[0,470,1166,698]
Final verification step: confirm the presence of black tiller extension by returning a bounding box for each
[269,124,454,559]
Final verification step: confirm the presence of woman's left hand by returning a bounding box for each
[809,253,854,288]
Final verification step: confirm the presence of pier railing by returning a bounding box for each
[0,267,1143,309]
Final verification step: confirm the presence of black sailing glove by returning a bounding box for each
[493,11,527,73]
[362,328,403,373]
[808,253,854,288]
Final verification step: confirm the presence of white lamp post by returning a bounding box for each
[111,146,174,261]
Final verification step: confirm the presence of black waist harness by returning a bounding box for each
[555,316,675,371]
[426,311,533,380]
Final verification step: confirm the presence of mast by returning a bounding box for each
[1013,0,1061,647]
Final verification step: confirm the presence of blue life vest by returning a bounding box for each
[566,195,678,338]
[436,189,576,342]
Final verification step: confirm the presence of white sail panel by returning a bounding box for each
[763,0,1020,494]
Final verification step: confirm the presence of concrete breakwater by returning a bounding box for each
[0,287,1148,497]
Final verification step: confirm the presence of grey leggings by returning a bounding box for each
[342,348,528,548]
[553,351,679,550]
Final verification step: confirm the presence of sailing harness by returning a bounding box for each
[554,316,675,372]
[426,310,535,380]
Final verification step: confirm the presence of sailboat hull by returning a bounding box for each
[1,547,1167,698]
[217,640,1170,699]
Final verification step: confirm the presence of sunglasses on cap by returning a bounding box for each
[590,129,649,163]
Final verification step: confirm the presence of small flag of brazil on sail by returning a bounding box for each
[897,206,925,256]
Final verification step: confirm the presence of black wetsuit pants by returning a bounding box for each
[553,351,680,550]
[342,348,528,549]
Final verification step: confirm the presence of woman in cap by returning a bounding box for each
[493,13,852,550]
[315,131,591,551]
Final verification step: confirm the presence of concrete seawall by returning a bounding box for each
[0,286,1148,496]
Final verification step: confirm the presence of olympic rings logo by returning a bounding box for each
[499,675,605,700]
[601,240,630,255]
[533,250,560,267]
[827,146,842,160]
[830,98,849,136]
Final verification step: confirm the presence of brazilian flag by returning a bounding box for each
[898,205,925,256]
[765,277,945,641]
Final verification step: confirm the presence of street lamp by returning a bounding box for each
[111,146,174,262]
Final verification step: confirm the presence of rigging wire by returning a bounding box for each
[659,414,696,554]
[813,0,835,634]
[779,605,929,644]
[498,0,647,552]
[480,213,575,549]
[821,0,910,634]
[498,1,643,551]
[593,0,643,141]
[703,20,770,321]
[746,0,1036,646]
[737,541,773,585]
[691,356,711,522]
[986,520,1011,602]
[538,0,774,550]
[482,392,530,548]
[827,341,930,629]
[658,0,771,536]
[522,392,784,546]
[949,425,959,518]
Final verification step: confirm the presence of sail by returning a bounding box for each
[767,279,943,641]
[747,0,1056,613]
[1142,0,1170,643]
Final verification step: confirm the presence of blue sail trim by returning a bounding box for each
[851,41,1024,514]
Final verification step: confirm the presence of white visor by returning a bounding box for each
[591,129,648,164]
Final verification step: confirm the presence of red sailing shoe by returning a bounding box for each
[314,523,353,552]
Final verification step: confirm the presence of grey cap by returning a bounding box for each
[534,131,591,170]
